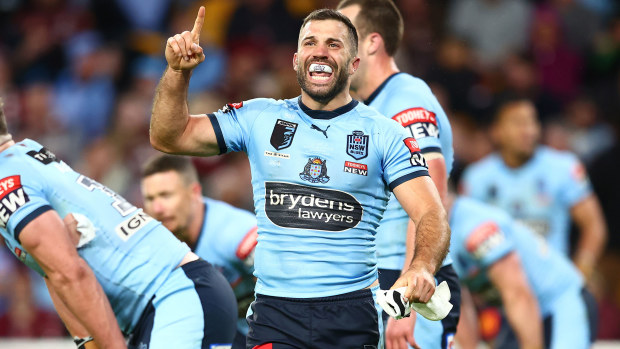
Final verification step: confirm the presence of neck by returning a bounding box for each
[300,90,353,111]
[500,149,532,168]
[0,134,14,153]
[355,57,399,101]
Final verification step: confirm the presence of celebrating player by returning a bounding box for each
[141,154,258,349]
[338,1,460,348]
[150,7,450,348]
[0,99,237,348]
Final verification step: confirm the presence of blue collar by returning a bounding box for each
[297,96,358,120]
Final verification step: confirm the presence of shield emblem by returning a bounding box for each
[310,164,322,178]
[270,119,298,150]
[346,131,369,160]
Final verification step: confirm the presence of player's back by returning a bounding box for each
[460,146,591,255]
[450,197,583,316]
[0,139,190,334]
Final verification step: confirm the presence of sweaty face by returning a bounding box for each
[494,102,541,159]
[141,171,194,237]
[295,19,355,105]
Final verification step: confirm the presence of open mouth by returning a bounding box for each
[308,63,334,83]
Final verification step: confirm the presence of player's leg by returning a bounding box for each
[145,259,237,349]
[547,286,595,349]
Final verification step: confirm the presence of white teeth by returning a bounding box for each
[309,63,333,74]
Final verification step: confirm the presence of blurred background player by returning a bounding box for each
[150,7,450,348]
[460,98,607,280]
[338,1,459,348]
[449,195,597,349]
[141,154,258,349]
[0,98,238,348]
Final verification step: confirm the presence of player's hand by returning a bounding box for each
[165,6,206,71]
[385,315,419,349]
[392,263,435,303]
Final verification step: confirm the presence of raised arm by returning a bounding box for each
[488,252,543,349]
[20,210,126,349]
[150,6,220,156]
[391,175,450,303]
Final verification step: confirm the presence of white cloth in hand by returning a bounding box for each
[376,281,453,321]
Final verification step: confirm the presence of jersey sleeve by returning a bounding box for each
[208,98,274,154]
[464,221,514,268]
[0,162,53,243]
[380,121,430,191]
[558,154,592,207]
[389,85,447,155]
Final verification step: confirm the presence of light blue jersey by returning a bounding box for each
[0,139,190,334]
[210,97,429,298]
[365,72,454,270]
[460,146,592,255]
[450,197,592,348]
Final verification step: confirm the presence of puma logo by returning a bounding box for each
[311,124,330,138]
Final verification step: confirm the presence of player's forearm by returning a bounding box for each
[408,206,449,274]
[574,222,607,279]
[150,66,192,153]
[47,259,126,349]
[502,289,543,349]
[45,278,91,338]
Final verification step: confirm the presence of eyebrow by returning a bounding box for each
[302,36,345,45]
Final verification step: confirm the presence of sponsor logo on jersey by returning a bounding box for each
[403,137,427,168]
[346,130,369,160]
[343,161,368,176]
[0,175,30,228]
[115,209,153,241]
[26,147,59,165]
[220,101,244,114]
[264,150,290,159]
[466,222,505,260]
[392,107,439,139]
[265,182,363,231]
[14,247,28,262]
[270,119,298,150]
[299,157,330,183]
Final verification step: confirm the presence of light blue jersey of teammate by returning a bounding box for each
[365,72,454,270]
[0,139,190,334]
[209,97,429,298]
[450,197,593,348]
[460,146,592,255]
[194,197,257,299]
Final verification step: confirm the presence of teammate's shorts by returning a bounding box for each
[496,286,597,349]
[378,264,462,349]
[128,259,238,349]
[246,285,382,349]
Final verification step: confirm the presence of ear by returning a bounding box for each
[366,33,382,56]
[350,56,360,75]
[190,182,202,197]
[293,53,299,71]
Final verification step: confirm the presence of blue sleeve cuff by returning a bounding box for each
[15,205,53,243]
[207,113,227,155]
[421,146,442,155]
[388,170,430,191]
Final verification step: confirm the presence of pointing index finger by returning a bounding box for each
[191,6,205,42]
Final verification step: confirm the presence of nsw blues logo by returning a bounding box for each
[346,130,368,160]
[300,157,330,183]
[270,119,298,150]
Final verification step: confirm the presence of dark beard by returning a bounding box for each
[296,62,349,105]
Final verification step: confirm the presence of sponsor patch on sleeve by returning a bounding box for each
[0,175,30,228]
[403,137,427,168]
[236,226,258,260]
[465,222,505,260]
[392,108,439,139]
[571,162,588,183]
[220,101,244,114]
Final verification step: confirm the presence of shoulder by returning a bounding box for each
[463,153,500,177]
[204,197,254,219]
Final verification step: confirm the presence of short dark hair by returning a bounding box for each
[493,96,536,124]
[0,98,8,136]
[337,0,403,56]
[300,8,359,57]
[141,154,199,185]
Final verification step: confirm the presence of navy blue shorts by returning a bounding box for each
[246,287,381,349]
[128,259,238,349]
[378,264,462,349]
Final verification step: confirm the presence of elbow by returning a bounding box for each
[149,132,175,154]
[47,260,90,289]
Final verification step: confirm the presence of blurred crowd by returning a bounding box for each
[0,0,619,342]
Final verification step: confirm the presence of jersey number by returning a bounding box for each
[76,176,135,217]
